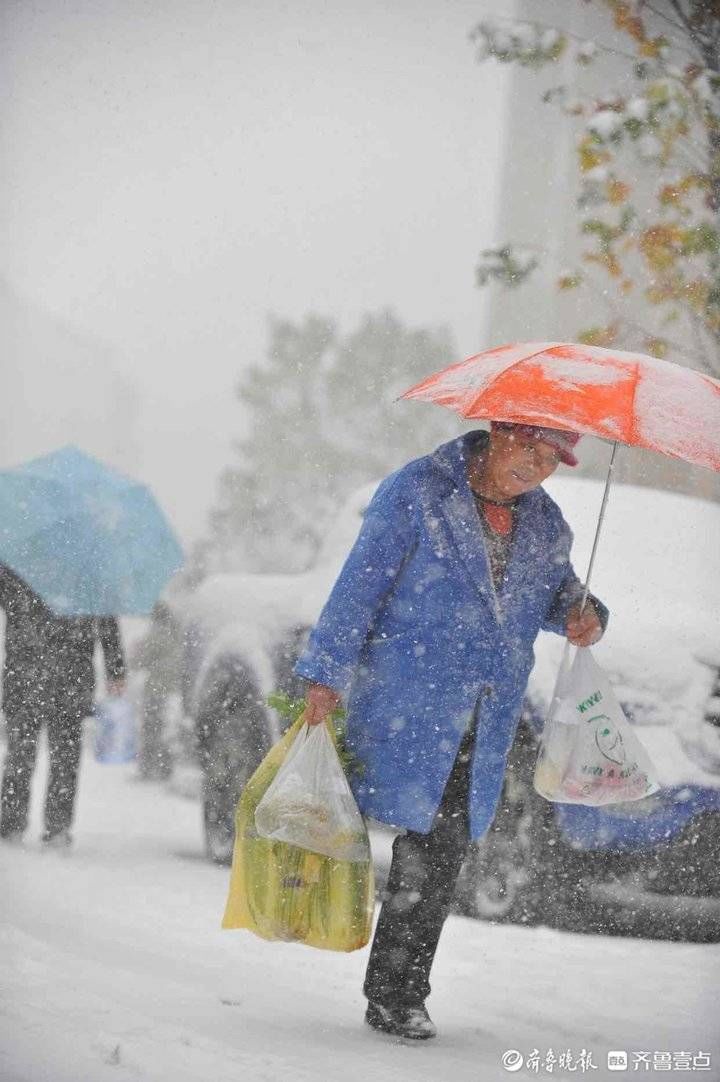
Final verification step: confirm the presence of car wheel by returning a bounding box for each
[460,814,535,922]
[201,704,270,865]
[456,749,549,925]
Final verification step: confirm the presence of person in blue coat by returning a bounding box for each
[294,423,608,1040]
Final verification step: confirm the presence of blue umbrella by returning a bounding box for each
[0,446,184,615]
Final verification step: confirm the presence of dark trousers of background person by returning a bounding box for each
[138,683,172,780]
[363,725,476,1008]
[0,708,84,840]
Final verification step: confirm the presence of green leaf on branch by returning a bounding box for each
[471,20,568,69]
[680,224,720,256]
[476,246,539,288]
[267,691,310,724]
[577,323,619,348]
[618,206,636,233]
[643,337,669,358]
[581,219,619,246]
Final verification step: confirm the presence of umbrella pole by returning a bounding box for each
[580,440,619,612]
[545,440,620,728]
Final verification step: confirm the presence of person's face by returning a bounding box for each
[485,428,562,497]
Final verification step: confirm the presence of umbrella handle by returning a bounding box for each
[579,440,619,614]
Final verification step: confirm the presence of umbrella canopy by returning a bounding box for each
[0,446,184,616]
[401,341,720,473]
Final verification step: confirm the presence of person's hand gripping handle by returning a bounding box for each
[565,603,603,648]
[304,682,342,726]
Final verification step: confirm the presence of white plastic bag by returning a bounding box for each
[94,696,137,764]
[254,722,370,863]
[534,646,660,806]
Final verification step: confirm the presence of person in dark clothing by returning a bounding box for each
[297,423,608,1040]
[0,564,126,846]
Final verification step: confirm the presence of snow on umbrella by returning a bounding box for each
[400,341,720,474]
[0,445,184,616]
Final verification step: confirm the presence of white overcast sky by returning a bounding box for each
[2,0,512,543]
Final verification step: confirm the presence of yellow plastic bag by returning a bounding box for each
[221,712,374,952]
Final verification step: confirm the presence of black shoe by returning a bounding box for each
[365,1001,437,1040]
[41,829,73,850]
[0,828,24,846]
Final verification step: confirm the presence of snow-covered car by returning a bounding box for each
[455,476,720,942]
[177,482,379,864]
[176,474,720,941]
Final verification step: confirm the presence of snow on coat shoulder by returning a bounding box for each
[295,431,607,841]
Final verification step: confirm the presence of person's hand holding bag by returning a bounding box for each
[565,603,604,647]
[304,682,342,725]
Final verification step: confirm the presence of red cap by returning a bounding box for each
[491,422,580,466]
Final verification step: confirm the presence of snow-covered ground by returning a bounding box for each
[1,739,718,1082]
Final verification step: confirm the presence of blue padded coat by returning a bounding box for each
[295,431,607,840]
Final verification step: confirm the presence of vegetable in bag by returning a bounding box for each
[534,646,660,807]
[221,713,374,952]
[255,722,369,863]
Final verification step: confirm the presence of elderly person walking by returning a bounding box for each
[294,422,607,1040]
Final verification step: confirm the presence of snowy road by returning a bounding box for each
[1,744,718,1082]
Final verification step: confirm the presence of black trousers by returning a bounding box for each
[363,728,475,1008]
[138,684,172,780]
[0,708,84,839]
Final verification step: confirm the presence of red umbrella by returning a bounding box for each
[401,341,720,601]
[401,341,720,472]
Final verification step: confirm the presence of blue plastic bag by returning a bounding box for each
[94,696,138,764]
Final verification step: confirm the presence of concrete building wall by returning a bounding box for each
[484,1,720,501]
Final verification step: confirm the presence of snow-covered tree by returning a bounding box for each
[208,310,460,572]
[473,1,720,374]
